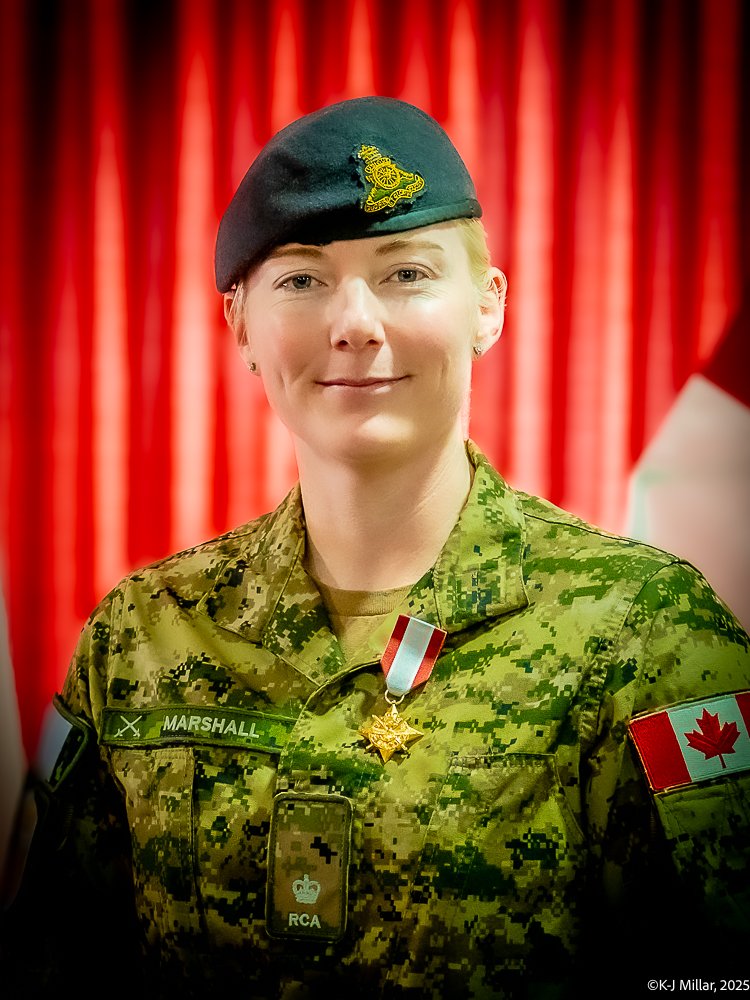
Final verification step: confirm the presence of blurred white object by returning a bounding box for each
[628,374,750,631]
[0,578,26,882]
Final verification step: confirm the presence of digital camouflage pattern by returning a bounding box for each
[6,444,749,998]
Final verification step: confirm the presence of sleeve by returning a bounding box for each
[584,560,750,978]
[0,590,146,997]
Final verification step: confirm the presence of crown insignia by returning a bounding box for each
[292,873,321,905]
[357,145,425,213]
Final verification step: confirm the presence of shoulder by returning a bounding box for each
[68,486,302,661]
[469,440,675,577]
[109,484,303,605]
[516,488,674,572]
[62,487,304,721]
[517,489,744,635]
[471,442,677,606]
[468,444,746,650]
[526,489,748,646]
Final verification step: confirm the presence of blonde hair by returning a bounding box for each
[226,277,250,344]
[454,217,507,312]
[226,217,506,342]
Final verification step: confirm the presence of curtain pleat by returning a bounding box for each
[1,0,747,756]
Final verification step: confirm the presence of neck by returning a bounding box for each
[297,433,472,591]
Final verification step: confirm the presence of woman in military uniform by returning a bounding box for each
[5,97,749,999]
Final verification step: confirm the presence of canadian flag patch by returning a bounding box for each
[381,615,447,697]
[629,691,750,791]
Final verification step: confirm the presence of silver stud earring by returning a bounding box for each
[473,344,484,357]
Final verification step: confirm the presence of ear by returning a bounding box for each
[223,290,241,339]
[224,290,260,375]
[474,268,506,356]
[224,288,247,357]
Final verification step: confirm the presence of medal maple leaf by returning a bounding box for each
[684,708,740,769]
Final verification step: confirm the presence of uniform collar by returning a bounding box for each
[198,442,528,685]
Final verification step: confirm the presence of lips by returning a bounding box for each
[318,376,406,387]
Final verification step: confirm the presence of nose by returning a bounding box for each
[327,278,384,350]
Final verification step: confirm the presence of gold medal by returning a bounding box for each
[359,697,423,765]
[360,615,446,764]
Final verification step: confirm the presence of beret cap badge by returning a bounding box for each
[357,145,425,213]
[215,97,481,293]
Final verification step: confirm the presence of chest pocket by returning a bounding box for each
[421,752,584,890]
[110,746,199,960]
[396,752,586,987]
[110,744,279,962]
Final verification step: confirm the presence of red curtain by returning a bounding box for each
[1,0,748,758]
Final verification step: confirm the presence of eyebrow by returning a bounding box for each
[374,239,446,257]
[265,238,446,262]
[266,245,325,261]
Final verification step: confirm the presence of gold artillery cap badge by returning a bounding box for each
[357,145,425,213]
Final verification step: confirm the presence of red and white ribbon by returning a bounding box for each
[381,615,447,698]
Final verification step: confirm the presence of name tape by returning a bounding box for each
[100,706,296,753]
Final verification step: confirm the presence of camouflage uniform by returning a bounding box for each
[9,445,750,998]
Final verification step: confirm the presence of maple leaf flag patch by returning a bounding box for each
[629,691,750,791]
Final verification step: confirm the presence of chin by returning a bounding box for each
[305,418,418,465]
[332,433,410,465]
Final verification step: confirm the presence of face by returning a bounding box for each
[228,222,503,467]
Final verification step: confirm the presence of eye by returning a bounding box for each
[393,268,426,283]
[281,274,315,290]
[284,274,312,292]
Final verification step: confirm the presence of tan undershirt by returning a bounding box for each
[313,578,413,663]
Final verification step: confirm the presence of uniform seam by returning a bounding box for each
[109,579,127,662]
[523,509,678,563]
[258,533,308,646]
[591,559,685,749]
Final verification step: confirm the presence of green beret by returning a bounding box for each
[215,96,481,292]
